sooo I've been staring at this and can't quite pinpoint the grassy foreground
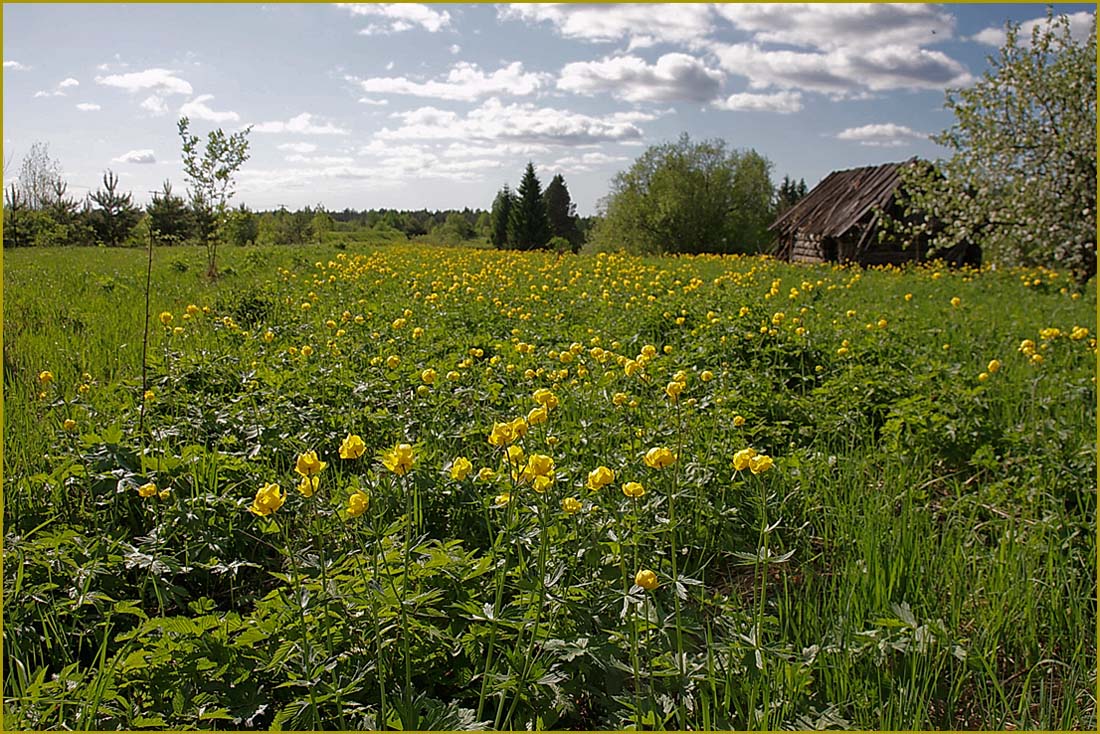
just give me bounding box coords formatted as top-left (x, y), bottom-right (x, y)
top-left (3, 242), bottom-right (1096, 730)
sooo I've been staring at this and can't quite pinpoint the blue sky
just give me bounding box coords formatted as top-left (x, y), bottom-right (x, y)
top-left (3, 3), bottom-right (1094, 215)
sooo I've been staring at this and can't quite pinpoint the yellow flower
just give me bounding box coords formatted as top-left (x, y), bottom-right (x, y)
top-left (347, 491), bottom-right (369, 518)
top-left (416, 385), bottom-right (430, 398)
top-left (494, 492), bottom-right (511, 506)
top-left (506, 444), bottom-right (526, 467)
top-left (478, 467), bottom-right (497, 482)
top-left (586, 465), bottom-right (615, 491)
top-left (447, 370), bottom-right (461, 381)
top-left (386, 355), bottom-right (401, 369)
top-left (38, 370), bottom-right (54, 385)
top-left (510, 416), bottom-right (529, 439)
top-left (612, 392), bottom-right (628, 407)
top-left (732, 447), bottom-right (758, 471)
top-left (527, 405), bottom-right (548, 425)
top-left (186, 304), bottom-right (201, 316)
top-left (533, 388), bottom-right (560, 410)
top-left (295, 450), bottom-right (327, 477)
top-left (300, 345), bottom-right (314, 357)
top-left (144, 390), bottom-right (156, 402)
top-left (159, 311), bottom-right (173, 326)
top-left (622, 481), bottom-right (645, 498)
top-left (624, 359), bottom-right (642, 377)
top-left (137, 481), bottom-right (157, 498)
top-left (634, 569), bottom-right (658, 591)
top-left (643, 447), bottom-right (676, 469)
top-left (532, 475), bottom-right (553, 493)
top-left (340, 434), bottom-right (367, 460)
top-left (158, 488), bottom-right (172, 501)
top-left (562, 497), bottom-right (582, 514)
top-left (904, 293), bottom-right (913, 301)
top-left (451, 457), bottom-right (473, 481)
top-left (665, 381), bottom-right (684, 401)
top-left (63, 419), bottom-right (77, 432)
top-left (950, 297), bottom-right (961, 307)
top-left (641, 344), bottom-right (657, 357)
top-left (382, 443), bottom-right (415, 476)
top-left (700, 370), bottom-right (714, 382)
top-left (521, 453), bottom-right (555, 484)
top-left (987, 359), bottom-right (1001, 374)
top-left (421, 368), bottom-right (437, 384)
top-left (298, 475), bottom-right (319, 497)
top-left (978, 372), bottom-right (989, 382)
top-left (249, 482), bottom-right (286, 516)
top-left (732, 415), bottom-right (746, 427)
top-left (748, 453), bottom-right (775, 474)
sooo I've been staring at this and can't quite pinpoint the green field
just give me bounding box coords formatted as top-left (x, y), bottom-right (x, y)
top-left (3, 243), bottom-right (1096, 730)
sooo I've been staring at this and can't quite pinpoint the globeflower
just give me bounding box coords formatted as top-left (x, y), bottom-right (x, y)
top-left (421, 368), bottom-right (437, 384)
top-left (249, 482), bottom-right (286, 516)
top-left (509, 416), bottom-right (529, 439)
top-left (562, 497), bottom-right (582, 514)
top-left (732, 447), bottom-right (758, 471)
top-left (748, 453), bottom-right (775, 474)
top-left (987, 359), bottom-right (1001, 374)
top-left (488, 421), bottom-right (515, 447)
top-left (137, 481), bottom-right (158, 499)
top-left (643, 447), bottom-right (676, 469)
top-left (634, 569), bottom-right (659, 591)
top-left (382, 443), bottom-right (415, 476)
top-left (346, 491), bottom-right (369, 518)
top-left (733, 415), bottom-right (746, 427)
top-left (38, 370), bottom-right (54, 385)
top-left (665, 381), bottom-right (684, 402)
top-left (494, 492), bottom-right (511, 506)
top-left (700, 370), bottom-right (714, 382)
top-left (521, 454), bottom-right (555, 483)
top-left (527, 405), bottom-right (548, 425)
top-left (477, 467), bottom-right (497, 482)
top-left (159, 311), bottom-right (173, 326)
top-left (298, 475), bottom-right (319, 497)
top-left (295, 451), bottom-right (327, 478)
top-left (622, 481), bottom-right (645, 498)
top-left (586, 465), bottom-right (615, 491)
top-left (451, 457), bottom-right (473, 481)
top-left (533, 388), bottom-right (560, 410)
top-left (339, 434), bottom-right (367, 460)
top-left (63, 419), bottom-right (77, 432)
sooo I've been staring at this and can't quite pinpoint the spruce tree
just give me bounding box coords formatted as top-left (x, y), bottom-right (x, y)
top-left (489, 184), bottom-right (515, 249)
top-left (542, 173), bottom-right (581, 252)
top-left (89, 170), bottom-right (141, 247)
top-left (146, 180), bottom-right (192, 243)
top-left (508, 162), bottom-right (550, 250)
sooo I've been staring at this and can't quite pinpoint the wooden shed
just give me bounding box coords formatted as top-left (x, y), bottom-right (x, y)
top-left (769, 159), bottom-right (975, 266)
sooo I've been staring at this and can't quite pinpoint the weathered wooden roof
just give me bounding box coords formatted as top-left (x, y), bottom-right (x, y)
top-left (770, 160), bottom-right (915, 239)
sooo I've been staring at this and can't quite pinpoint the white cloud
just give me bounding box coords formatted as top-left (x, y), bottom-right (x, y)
top-left (499, 3), bottom-right (714, 49)
top-left (714, 4), bottom-right (956, 51)
top-left (58, 77), bottom-right (79, 89)
top-left (358, 96), bottom-right (389, 106)
top-left (113, 149), bottom-right (157, 164)
top-left (439, 141), bottom-right (552, 159)
top-left (449, 44), bottom-right (462, 55)
top-left (76, 102), bottom-right (102, 112)
top-left (546, 151), bottom-right (630, 174)
top-left (971, 10), bottom-right (1095, 47)
top-left (34, 90), bottom-right (61, 98)
top-left (558, 53), bottom-right (723, 103)
top-left (252, 112), bottom-right (349, 135)
top-left (34, 77), bottom-right (82, 98)
top-left (95, 68), bottom-right (192, 95)
top-left (277, 142), bottom-right (318, 154)
top-left (836, 123), bottom-right (927, 147)
top-left (285, 154), bottom-right (355, 165)
top-left (140, 95), bottom-right (169, 115)
top-left (376, 97), bottom-right (653, 146)
top-left (179, 94), bottom-right (240, 123)
top-left (351, 61), bottom-right (549, 102)
top-left (4, 60), bottom-right (30, 70)
top-left (337, 3), bottom-right (451, 33)
top-left (710, 42), bottom-right (972, 98)
top-left (714, 90), bottom-right (804, 113)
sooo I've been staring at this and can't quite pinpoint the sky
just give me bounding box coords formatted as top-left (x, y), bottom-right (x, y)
top-left (2, 3), bottom-right (1094, 216)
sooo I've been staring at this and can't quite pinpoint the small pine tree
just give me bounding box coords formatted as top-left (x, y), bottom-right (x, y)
top-left (542, 174), bottom-right (581, 252)
top-left (509, 162), bottom-right (551, 250)
top-left (147, 180), bottom-right (192, 244)
top-left (89, 170), bottom-right (141, 247)
top-left (489, 184), bottom-right (515, 249)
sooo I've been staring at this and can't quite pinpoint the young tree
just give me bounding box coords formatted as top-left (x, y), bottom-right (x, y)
top-left (310, 205), bottom-right (334, 244)
top-left (225, 204), bottom-right (259, 246)
top-left (888, 10), bottom-right (1096, 281)
top-left (489, 185), bottom-right (516, 249)
top-left (146, 180), bottom-right (192, 244)
top-left (592, 134), bottom-right (775, 255)
top-left (542, 173), bottom-right (582, 252)
top-left (3, 184), bottom-right (29, 248)
top-left (178, 116), bottom-right (252, 277)
top-left (88, 170), bottom-right (141, 247)
top-left (508, 162), bottom-right (551, 250)
top-left (18, 141), bottom-right (64, 210)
